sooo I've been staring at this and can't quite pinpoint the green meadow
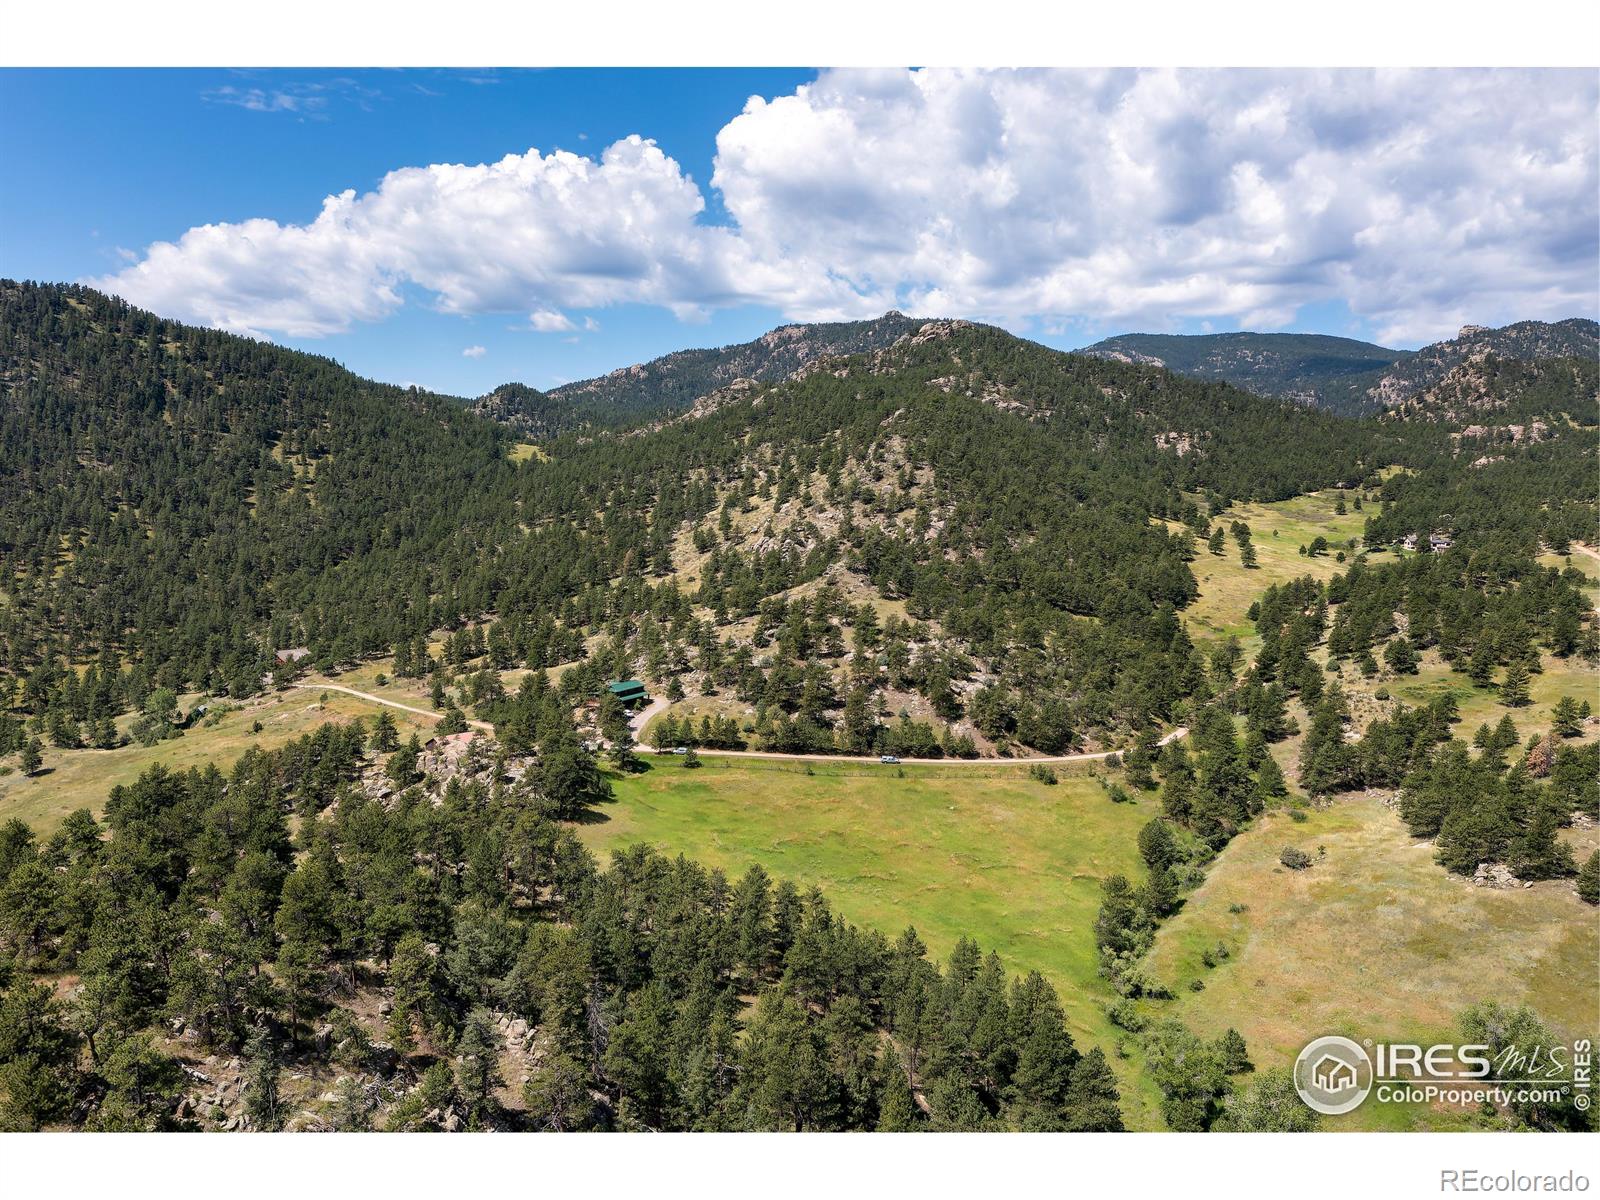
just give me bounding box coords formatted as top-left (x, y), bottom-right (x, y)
top-left (582, 756), bottom-right (1170, 1126)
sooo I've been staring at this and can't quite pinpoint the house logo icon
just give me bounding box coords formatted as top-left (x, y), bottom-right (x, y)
top-left (1312, 1054), bottom-right (1357, 1092)
top-left (1294, 1036), bottom-right (1374, 1115)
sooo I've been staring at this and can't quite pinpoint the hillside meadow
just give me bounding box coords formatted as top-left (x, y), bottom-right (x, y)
top-left (0, 681), bottom-right (434, 835)
top-left (1142, 794), bottom-right (1599, 1131)
top-left (581, 755), bottom-right (1171, 1127)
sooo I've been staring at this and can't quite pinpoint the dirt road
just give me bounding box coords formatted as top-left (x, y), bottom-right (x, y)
top-left (647, 726), bottom-right (1188, 767)
top-left (295, 681), bottom-right (1185, 766)
top-left (290, 682), bottom-right (495, 733)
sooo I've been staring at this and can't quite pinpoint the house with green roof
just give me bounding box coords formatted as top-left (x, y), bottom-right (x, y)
top-left (606, 679), bottom-right (649, 707)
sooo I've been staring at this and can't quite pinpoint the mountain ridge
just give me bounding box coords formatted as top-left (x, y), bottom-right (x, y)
top-left (1080, 318), bottom-right (1597, 415)
top-left (470, 310), bottom-right (925, 436)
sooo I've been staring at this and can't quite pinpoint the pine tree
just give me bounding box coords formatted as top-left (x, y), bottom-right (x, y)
top-left (873, 1046), bottom-right (921, 1131)
top-left (1213, 1027), bottom-right (1252, 1074)
top-left (242, 1024), bottom-right (282, 1131)
top-left (1499, 659), bottom-right (1531, 707)
top-left (1577, 851), bottom-right (1600, 905)
top-left (1060, 1046), bottom-right (1124, 1131)
top-left (523, 1049), bottom-right (595, 1131)
top-left (0, 979), bottom-right (81, 1129)
top-left (370, 710), bottom-right (399, 753)
top-left (1512, 803), bottom-right (1576, 880)
top-left (1551, 695), bottom-right (1582, 738)
top-left (455, 1008), bottom-right (504, 1129)
top-left (1136, 819), bottom-right (1179, 874)
top-left (1256, 754), bottom-right (1287, 800)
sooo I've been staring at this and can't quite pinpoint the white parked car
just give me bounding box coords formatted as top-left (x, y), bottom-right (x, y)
top-left (880, 754), bottom-right (899, 764)
top-left (674, 746), bottom-right (689, 755)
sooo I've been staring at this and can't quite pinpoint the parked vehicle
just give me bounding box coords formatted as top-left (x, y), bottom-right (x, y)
top-left (674, 746), bottom-right (689, 755)
top-left (880, 754), bottom-right (899, 764)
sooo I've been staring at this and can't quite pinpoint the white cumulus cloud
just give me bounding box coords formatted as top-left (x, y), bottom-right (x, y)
top-left (712, 68), bottom-right (1599, 339)
top-left (528, 309), bottom-right (575, 333)
top-left (92, 69), bottom-right (1598, 346)
top-left (461, 344), bottom-right (486, 358)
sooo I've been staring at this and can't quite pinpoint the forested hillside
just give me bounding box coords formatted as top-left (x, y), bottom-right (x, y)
top-left (473, 311), bottom-right (926, 436)
top-left (1082, 318), bottom-right (1598, 416)
top-left (1081, 330), bottom-right (1407, 412)
top-left (1, 281), bottom-right (1596, 1135)
top-left (1367, 319), bottom-right (1598, 409)
top-left (0, 282), bottom-right (1592, 766)
top-left (2, 283), bottom-right (1405, 762)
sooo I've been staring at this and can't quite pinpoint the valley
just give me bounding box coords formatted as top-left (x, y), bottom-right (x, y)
top-left (0, 283), bottom-right (1595, 1135)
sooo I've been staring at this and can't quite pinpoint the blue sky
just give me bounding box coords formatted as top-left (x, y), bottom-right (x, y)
top-left (3, 68), bottom-right (1595, 396)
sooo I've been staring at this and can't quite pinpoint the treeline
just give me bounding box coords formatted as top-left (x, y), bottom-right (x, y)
top-left (0, 718), bottom-right (1125, 1132)
top-left (1095, 703), bottom-right (1289, 998)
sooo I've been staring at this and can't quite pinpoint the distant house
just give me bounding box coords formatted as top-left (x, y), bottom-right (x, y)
top-left (1428, 532), bottom-right (1453, 553)
top-left (275, 647), bottom-right (310, 663)
top-left (606, 679), bottom-right (649, 707)
top-left (1400, 534), bottom-right (1419, 552)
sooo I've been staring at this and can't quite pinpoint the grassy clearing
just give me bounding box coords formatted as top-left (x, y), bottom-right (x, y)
top-left (508, 442), bottom-right (546, 464)
top-left (1170, 488), bottom-right (1369, 649)
top-left (583, 756), bottom-right (1167, 1126)
top-left (1383, 647), bottom-right (1598, 743)
top-left (1143, 796), bottom-right (1600, 1130)
top-left (0, 686), bottom-right (433, 836)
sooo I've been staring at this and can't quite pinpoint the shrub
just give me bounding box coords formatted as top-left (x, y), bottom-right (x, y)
top-left (1107, 1000), bottom-right (1145, 1032)
top-left (1279, 846), bottom-right (1312, 870)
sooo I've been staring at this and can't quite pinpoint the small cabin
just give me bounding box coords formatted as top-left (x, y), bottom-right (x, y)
top-left (606, 679), bottom-right (649, 707)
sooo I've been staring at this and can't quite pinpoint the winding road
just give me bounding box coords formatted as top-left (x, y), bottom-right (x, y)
top-left (297, 680), bottom-right (1187, 767)
top-left (642, 726), bottom-right (1188, 767)
top-left (290, 683), bottom-right (495, 733)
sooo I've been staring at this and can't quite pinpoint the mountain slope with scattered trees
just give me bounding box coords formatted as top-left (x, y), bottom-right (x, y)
top-left (472, 311), bottom-right (926, 436)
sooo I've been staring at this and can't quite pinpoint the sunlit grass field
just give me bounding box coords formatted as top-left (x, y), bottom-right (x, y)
top-left (1143, 795), bottom-right (1600, 1131)
top-left (583, 755), bottom-right (1170, 1126)
top-left (1169, 487), bottom-right (1370, 649)
top-left (0, 683), bottom-right (434, 835)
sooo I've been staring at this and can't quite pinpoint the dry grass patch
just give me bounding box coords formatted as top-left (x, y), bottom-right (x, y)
top-left (1144, 795), bottom-right (1599, 1129)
